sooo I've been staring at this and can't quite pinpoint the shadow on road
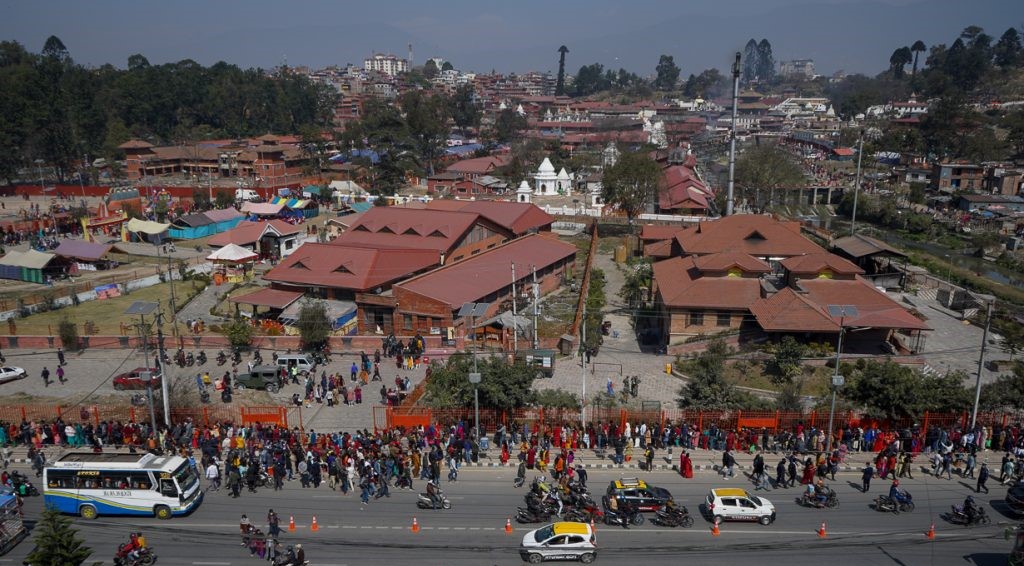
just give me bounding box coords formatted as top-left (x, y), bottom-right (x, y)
top-left (962, 552), bottom-right (1011, 565)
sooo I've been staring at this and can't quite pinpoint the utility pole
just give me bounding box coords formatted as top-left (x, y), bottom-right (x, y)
top-left (154, 310), bottom-right (172, 428)
top-left (850, 131), bottom-right (865, 237)
top-left (970, 298), bottom-right (995, 430)
top-left (532, 265), bottom-right (539, 349)
top-left (726, 52), bottom-right (741, 216)
top-left (136, 315), bottom-right (158, 431)
top-left (581, 301), bottom-right (587, 424)
top-left (511, 262), bottom-right (518, 354)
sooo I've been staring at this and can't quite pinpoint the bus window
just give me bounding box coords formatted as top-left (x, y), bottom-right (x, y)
top-left (47, 470), bottom-right (75, 489)
top-left (160, 479), bottom-right (177, 498)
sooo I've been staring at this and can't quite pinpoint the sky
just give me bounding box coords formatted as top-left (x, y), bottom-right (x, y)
top-left (1, 0), bottom-right (1021, 77)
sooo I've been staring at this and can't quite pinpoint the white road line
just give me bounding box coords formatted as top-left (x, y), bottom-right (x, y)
top-left (453, 527), bottom-right (466, 530)
top-left (193, 562), bottom-right (231, 565)
top-left (436, 526), bottom-right (450, 530)
top-left (341, 525), bottom-right (357, 529)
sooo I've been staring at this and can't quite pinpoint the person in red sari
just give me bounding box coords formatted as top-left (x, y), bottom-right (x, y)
top-left (500, 443), bottom-right (510, 465)
top-left (679, 452), bottom-right (694, 478)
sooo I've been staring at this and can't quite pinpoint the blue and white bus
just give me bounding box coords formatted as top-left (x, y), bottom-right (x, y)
top-left (43, 452), bottom-right (202, 520)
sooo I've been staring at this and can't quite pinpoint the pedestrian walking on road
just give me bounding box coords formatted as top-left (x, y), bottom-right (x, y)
top-left (775, 459), bottom-right (786, 488)
top-left (41, 367), bottom-right (50, 387)
top-left (861, 462), bottom-right (874, 493)
top-left (722, 451), bottom-right (735, 479)
top-left (56, 366), bottom-right (65, 384)
top-left (57, 347), bottom-right (65, 366)
top-left (267, 509), bottom-right (281, 539)
top-left (964, 452), bottom-right (977, 479)
top-left (205, 460), bottom-right (220, 491)
top-left (978, 462), bottom-right (990, 494)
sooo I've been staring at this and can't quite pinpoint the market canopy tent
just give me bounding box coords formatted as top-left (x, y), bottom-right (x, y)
top-left (206, 243), bottom-right (258, 263)
top-left (53, 240), bottom-right (127, 262)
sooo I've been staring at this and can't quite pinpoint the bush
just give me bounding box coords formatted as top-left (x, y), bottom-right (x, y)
top-left (221, 319), bottom-right (254, 349)
top-left (58, 316), bottom-right (79, 351)
top-left (532, 388), bottom-right (581, 409)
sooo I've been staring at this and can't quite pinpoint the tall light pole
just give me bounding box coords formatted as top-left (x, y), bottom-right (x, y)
top-left (849, 131), bottom-right (865, 236)
top-left (726, 52), bottom-right (741, 217)
top-left (970, 296), bottom-right (995, 430)
top-left (126, 301), bottom-right (161, 430)
top-left (459, 302), bottom-right (491, 443)
top-left (826, 305), bottom-right (858, 454)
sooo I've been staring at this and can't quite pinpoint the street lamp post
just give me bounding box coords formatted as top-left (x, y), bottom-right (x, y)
top-left (459, 302), bottom-right (491, 443)
top-left (970, 297), bottom-right (995, 430)
top-left (126, 301), bottom-right (162, 430)
top-left (826, 305), bottom-right (858, 454)
top-left (849, 131), bottom-right (865, 237)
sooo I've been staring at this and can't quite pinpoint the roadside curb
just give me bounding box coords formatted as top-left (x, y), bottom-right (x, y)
top-left (465, 461), bottom-right (860, 473)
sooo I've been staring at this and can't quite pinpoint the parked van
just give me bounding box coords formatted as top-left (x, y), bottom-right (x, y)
top-left (235, 188), bottom-right (259, 202)
top-left (235, 365), bottom-right (283, 393)
top-left (276, 354), bottom-right (315, 375)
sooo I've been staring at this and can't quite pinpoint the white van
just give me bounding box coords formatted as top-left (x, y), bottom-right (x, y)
top-left (235, 188), bottom-right (259, 202)
top-left (276, 354), bottom-right (315, 374)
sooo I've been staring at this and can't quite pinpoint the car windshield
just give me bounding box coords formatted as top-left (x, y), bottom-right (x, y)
top-left (533, 525), bottom-right (555, 543)
top-left (173, 461), bottom-right (199, 493)
top-left (748, 495), bottom-right (763, 506)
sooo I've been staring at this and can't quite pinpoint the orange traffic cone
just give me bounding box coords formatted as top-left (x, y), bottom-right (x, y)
top-left (926, 523), bottom-right (935, 539)
top-left (711, 518), bottom-right (720, 536)
top-left (817, 521), bottom-right (827, 538)
top-left (288, 515), bottom-right (296, 532)
top-left (505, 518), bottom-right (513, 534)
top-left (311, 516), bottom-right (319, 532)
top-left (411, 517), bottom-right (420, 533)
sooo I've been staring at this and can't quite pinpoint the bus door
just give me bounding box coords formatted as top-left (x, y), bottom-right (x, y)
top-left (159, 477), bottom-right (178, 500)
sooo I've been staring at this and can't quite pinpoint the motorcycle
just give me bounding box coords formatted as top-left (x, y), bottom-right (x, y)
top-left (185, 352), bottom-right (195, 367)
top-left (199, 389), bottom-right (210, 404)
top-left (216, 351), bottom-right (227, 366)
top-left (873, 493), bottom-right (915, 514)
top-left (651, 505), bottom-right (694, 528)
top-left (9, 471), bottom-right (39, 496)
top-left (175, 350), bottom-right (186, 368)
top-left (796, 488), bottom-right (839, 509)
top-left (416, 492), bottom-right (452, 510)
top-left (196, 351), bottom-right (207, 365)
top-left (232, 349), bottom-right (242, 365)
top-left (602, 497), bottom-right (644, 527)
top-left (113, 547), bottom-right (156, 566)
top-left (516, 506), bottom-right (554, 524)
top-left (945, 503), bottom-right (991, 526)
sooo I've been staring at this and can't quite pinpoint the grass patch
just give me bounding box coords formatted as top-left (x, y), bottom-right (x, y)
top-left (10, 281), bottom-right (204, 336)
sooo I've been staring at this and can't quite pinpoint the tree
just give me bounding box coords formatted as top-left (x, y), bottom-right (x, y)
top-left (979, 363), bottom-right (1024, 410)
top-left (756, 39), bottom-right (775, 83)
top-left (734, 144), bottom-right (804, 209)
top-left (742, 39), bottom-right (759, 83)
top-left (889, 46), bottom-right (913, 78)
top-left (843, 360), bottom-right (970, 420)
top-left (448, 84), bottom-right (480, 135)
top-left (423, 59), bottom-right (439, 80)
top-left (600, 150), bottom-right (661, 226)
top-left (127, 53), bottom-right (150, 71)
top-left (41, 35), bottom-right (69, 61)
top-left (573, 63), bottom-right (610, 96)
top-left (220, 319), bottom-right (254, 349)
top-left (910, 40), bottom-right (927, 77)
top-left (994, 27), bottom-right (1023, 68)
top-left (676, 338), bottom-right (742, 409)
top-left (654, 54), bottom-right (681, 91)
top-left (994, 317), bottom-right (1024, 361)
top-left (441, 61), bottom-right (453, 72)
top-left (58, 316), bottom-right (80, 351)
top-left (214, 189), bottom-right (234, 209)
top-left (556, 45), bottom-right (569, 96)
top-left (492, 109), bottom-right (528, 144)
top-left (768, 336), bottom-right (805, 384)
top-left (684, 68), bottom-right (726, 98)
top-left (532, 388), bottom-right (581, 409)
top-left (401, 90), bottom-right (450, 176)
top-left (191, 186), bottom-right (211, 211)
top-left (425, 355), bottom-right (537, 410)
top-left (296, 299), bottom-right (330, 349)
top-left (25, 506), bottom-right (96, 566)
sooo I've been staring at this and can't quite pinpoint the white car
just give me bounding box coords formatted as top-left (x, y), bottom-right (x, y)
top-left (0, 367), bottom-right (27, 385)
top-left (705, 488), bottom-right (776, 525)
top-left (520, 522), bottom-right (596, 564)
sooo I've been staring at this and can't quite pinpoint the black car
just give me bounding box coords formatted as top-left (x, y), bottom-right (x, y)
top-left (1006, 484), bottom-right (1024, 515)
top-left (606, 478), bottom-right (673, 512)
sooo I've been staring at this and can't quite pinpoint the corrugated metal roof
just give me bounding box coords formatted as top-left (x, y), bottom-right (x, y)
top-left (229, 288), bottom-right (303, 309)
top-left (831, 234), bottom-right (907, 259)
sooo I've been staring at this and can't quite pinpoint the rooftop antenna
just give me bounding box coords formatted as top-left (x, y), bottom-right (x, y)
top-left (408, 43), bottom-right (413, 66)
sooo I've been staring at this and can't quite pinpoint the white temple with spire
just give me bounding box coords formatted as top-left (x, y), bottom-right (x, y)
top-left (516, 180), bottom-right (532, 203)
top-left (533, 157), bottom-right (558, 196)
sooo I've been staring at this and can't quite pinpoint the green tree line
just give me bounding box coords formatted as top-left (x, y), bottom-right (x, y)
top-left (0, 36), bottom-right (338, 184)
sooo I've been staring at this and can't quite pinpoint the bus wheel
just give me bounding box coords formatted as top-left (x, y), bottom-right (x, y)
top-left (79, 504), bottom-right (98, 520)
top-left (154, 505), bottom-right (172, 520)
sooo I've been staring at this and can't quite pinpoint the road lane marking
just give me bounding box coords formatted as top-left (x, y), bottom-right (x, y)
top-left (193, 562), bottom-right (231, 565)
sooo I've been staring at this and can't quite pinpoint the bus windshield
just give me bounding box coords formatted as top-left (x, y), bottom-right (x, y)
top-left (173, 462), bottom-right (199, 493)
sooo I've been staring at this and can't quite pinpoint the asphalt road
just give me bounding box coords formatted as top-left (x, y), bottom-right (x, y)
top-left (3, 464), bottom-right (1020, 566)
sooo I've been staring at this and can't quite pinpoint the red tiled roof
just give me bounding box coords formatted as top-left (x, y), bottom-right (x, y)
top-left (693, 251), bottom-right (771, 273)
top-left (208, 220), bottom-right (302, 247)
top-left (395, 234), bottom-right (576, 309)
top-left (331, 207), bottom-right (484, 253)
top-left (797, 277), bottom-right (930, 330)
top-left (264, 243), bottom-right (439, 292)
top-left (453, 201), bottom-right (553, 235)
top-left (445, 154), bottom-right (512, 175)
top-left (674, 215), bottom-right (824, 258)
top-left (781, 253), bottom-right (864, 275)
top-left (833, 147), bottom-right (856, 156)
top-left (639, 225), bottom-right (680, 242)
top-left (750, 288), bottom-right (839, 332)
top-left (229, 288), bottom-right (304, 310)
top-left (644, 239), bottom-right (673, 258)
top-left (659, 163), bottom-right (711, 211)
top-left (118, 139), bottom-right (154, 150)
top-left (652, 256), bottom-right (762, 310)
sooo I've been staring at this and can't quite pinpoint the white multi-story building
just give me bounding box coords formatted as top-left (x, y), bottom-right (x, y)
top-left (363, 54), bottom-right (409, 76)
top-left (779, 59), bottom-right (816, 78)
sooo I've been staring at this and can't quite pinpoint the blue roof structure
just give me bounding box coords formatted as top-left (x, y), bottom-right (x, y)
top-left (330, 149), bottom-right (381, 164)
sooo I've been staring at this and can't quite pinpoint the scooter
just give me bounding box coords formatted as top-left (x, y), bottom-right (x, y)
top-left (9, 471), bottom-right (39, 496)
top-left (945, 504), bottom-right (990, 526)
top-left (199, 389), bottom-right (210, 404)
top-left (602, 497), bottom-right (643, 527)
top-left (216, 351), bottom-right (227, 366)
top-left (651, 505), bottom-right (694, 528)
top-left (196, 351), bottom-right (207, 365)
top-left (185, 352), bottom-right (195, 367)
top-left (416, 492), bottom-right (452, 510)
top-left (796, 488), bottom-right (839, 509)
top-left (113, 546), bottom-right (156, 566)
top-left (516, 506), bottom-right (554, 523)
top-left (873, 493), bottom-right (915, 513)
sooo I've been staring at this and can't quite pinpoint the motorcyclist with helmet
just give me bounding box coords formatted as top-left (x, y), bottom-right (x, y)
top-left (814, 479), bottom-right (830, 506)
top-left (889, 479), bottom-right (910, 505)
top-left (962, 495), bottom-right (979, 524)
top-left (114, 532), bottom-right (148, 565)
top-left (426, 479), bottom-right (442, 509)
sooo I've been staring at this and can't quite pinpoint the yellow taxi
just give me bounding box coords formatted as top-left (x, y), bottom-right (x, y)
top-left (520, 521), bottom-right (597, 564)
